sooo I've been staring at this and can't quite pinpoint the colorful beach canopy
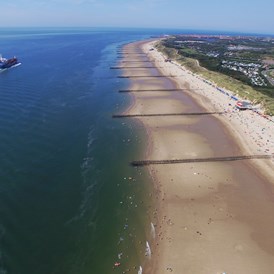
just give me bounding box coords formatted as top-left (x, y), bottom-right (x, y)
top-left (236, 101), bottom-right (251, 110)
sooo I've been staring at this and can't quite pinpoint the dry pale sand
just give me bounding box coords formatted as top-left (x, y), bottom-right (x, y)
top-left (120, 40), bottom-right (274, 274)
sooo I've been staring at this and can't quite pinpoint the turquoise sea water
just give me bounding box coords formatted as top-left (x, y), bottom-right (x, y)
top-left (0, 28), bottom-right (164, 274)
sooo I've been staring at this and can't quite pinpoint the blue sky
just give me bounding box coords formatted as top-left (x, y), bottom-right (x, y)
top-left (1, 0), bottom-right (274, 34)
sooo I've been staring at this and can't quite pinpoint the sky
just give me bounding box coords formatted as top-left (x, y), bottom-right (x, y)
top-left (1, 0), bottom-right (274, 35)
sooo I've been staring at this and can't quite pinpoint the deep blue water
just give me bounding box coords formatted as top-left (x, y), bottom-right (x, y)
top-left (2, 26), bottom-right (271, 274)
top-left (0, 28), bottom-right (161, 274)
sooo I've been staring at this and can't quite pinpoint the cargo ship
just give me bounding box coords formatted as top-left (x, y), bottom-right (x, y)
top-left (0, 55), bottom-right (21, 70)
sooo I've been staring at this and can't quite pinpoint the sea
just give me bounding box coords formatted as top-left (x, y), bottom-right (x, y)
top-left (1, 27), bottom-right (269, 274)
top-left (0, 27), bottom-right (168, 274)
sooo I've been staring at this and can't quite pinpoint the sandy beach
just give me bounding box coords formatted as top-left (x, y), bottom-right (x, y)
top-left (120, 40), bottom-right (274, 274)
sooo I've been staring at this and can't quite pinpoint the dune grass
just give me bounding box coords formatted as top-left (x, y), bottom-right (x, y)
top-left (156, 42), bottom-right (274, 115)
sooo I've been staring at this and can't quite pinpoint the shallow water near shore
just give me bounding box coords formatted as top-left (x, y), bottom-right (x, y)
top-left (0, 28), bottom-right (163, 274)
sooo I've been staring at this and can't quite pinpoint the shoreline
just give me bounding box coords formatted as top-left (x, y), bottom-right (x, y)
top-left (121, 39), bottom-right (274, 273)
top-left (145, 42), bottom-right (274, 179)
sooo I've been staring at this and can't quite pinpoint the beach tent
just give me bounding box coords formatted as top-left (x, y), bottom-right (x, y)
top-left (235, 101), bottom-right (251, 110)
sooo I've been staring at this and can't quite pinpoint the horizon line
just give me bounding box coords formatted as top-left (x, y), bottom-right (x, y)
top-left (0, 26), bottom-right (273, 37)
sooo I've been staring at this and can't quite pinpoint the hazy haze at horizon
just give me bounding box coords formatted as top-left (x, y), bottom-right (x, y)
top-left (1, 0), bottom-right (274, 35)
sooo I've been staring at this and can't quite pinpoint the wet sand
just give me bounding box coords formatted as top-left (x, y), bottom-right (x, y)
top-left (120, 40), bottom-right (274, 273)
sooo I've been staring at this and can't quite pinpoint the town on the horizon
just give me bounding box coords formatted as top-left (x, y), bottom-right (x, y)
top-left (161, 34), bottom-right (274, 93)
top-left (155, 34), bottom-right (274, 115)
